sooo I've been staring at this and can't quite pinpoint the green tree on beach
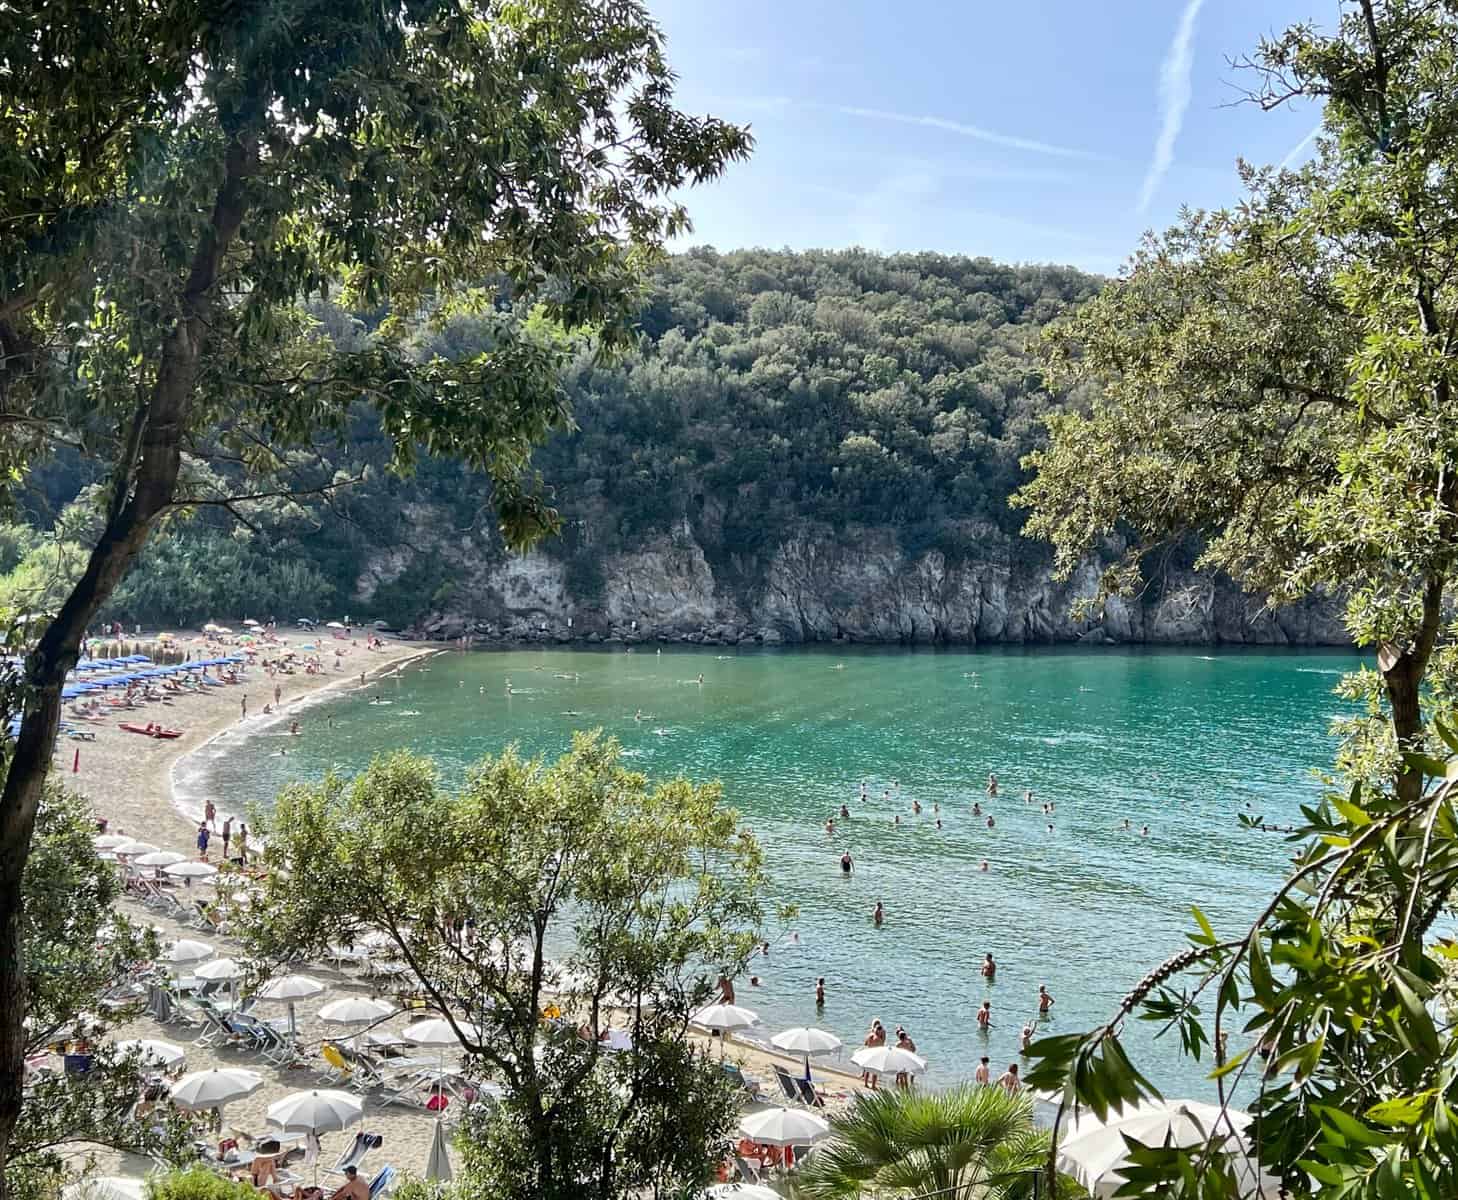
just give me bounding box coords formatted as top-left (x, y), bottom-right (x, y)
top-left (0, 1), bottom-right (748, 1189)
top-left (1016, 1), bottom-right (1458, 1195)
top-left (238, 732), bottom-right (765, 1200)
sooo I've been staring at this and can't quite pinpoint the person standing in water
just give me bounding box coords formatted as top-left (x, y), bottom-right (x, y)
top-left (872, 900), bottom-right (884, 927)
top-left (975, 1056), bottom-right (991, 1085)
top-left (977, 1000), bottom-right (992, 1029)
top-left (986, 773), bottom-right (998, 797)
top-left (840, 849), bottom-right (854, 875)
top-left (815, 977), bottom-right (826, 1008)
top-left (1038, 985), bottom-right (1055, 1015)
top-left (981, 953), bottom-right (996, 981)
top-left (998, 1063), bottom-right (1022, 1093)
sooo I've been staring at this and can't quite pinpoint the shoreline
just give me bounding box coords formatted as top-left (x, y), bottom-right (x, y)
top-left (166, 642), bottom-right (443, 835)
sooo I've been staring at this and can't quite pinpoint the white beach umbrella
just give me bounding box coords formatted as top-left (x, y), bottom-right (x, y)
top-left (257, 974), bottom-right (326, 1037)
top-left (267, 1088), bottom-right (363, 1134)
top-left (62, 1177), bottom-right (147, 1200)
top-left (133, 850), bottom-right (186, 869)
top-left (243, 619), bottom-right (260, 627)
top-left (93, 834), bottom-right (131, 851)
top-left (170, 1067), bottom-right (264, 1111)
top-left (164, 860), bottom-right (218, 880)
top-left (326, 621), bottom-right (345, 629)
top-left (426, 1118), bottom-right (453, 1181)
top-left (194, 957), bottom-right (244, 981)
top-left (164, 939), bottom-right (215, 968)
top-left (403, 1017), bottom-right (482, 1047)
top-left (850, 1045), bottom-right (928, 1076)
top-left (707, 1186), bottom-right (782, 1200)
top-left (112, 840), bottom-right (158, 857)
top-left (113, 1038), bottom-right (186, 1068)
top-left (772, 1025), bottom-right (843, 1078)
top-left (1057, 1100), bottom-right (1281, 1198)
top-left (690, 1003), bottom-right (759, 1033)
top-left (738, 1106), bottom-right (831, 1147)
top-left (319, 997), bottom-right (395, 1026)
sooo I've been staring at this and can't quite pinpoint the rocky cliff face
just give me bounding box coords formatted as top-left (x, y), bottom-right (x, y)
top-left (373, 520), bottom-right (1350, 647)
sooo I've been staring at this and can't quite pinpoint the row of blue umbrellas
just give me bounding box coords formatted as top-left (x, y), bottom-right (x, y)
top-left (61, 656), bottom-right (244, 699)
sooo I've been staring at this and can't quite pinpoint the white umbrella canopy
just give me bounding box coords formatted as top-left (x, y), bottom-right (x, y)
top-left (62, 1177), bottom-right (147, 1200)
top-left (112, 1038), bottom-right (186, 1068)
top-left (170, 1067), bottom-right (264, 1110)
top-left (770, 1027), bottom-right (843, 1056)
top-left (133, 850), bottom-right (187, 869)
top-left (257, 974), bottom-right (326, 1037)
top-left (243, 619), bottom-right (260, 627)
top-left (93, 834), bottom-right (131, 851)
top-left (707, 1186), bottom-right (782, 1200)
top-left (690, 1003), bottom-right (760, 1032)
top-left (164, 860), bottom-right (218, 880)
top-left (164, 939), bottom-right (215, 967)
top-left (426, 1117), bottom-right (454, 1181)
top-left (194, 957), bottom-right (244, 981)
top-left (1057, 1100), bottom-right (1281, 1199)
top-left (738, 1106), bottom-right (831, 1147)
top-left (850, 1045), bottom-right (927, 1076)
top-left (403, 1017), bottom-right (483, 1047)
top-left (267, 1088), bottom-right (363, 1134)
top-left (319, 997), bottom-right (395, 1026)
top-left (112, 840), bottom-right (158, 857)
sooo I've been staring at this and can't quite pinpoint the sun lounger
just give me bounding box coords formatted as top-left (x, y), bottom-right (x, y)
top-left (734, 1156), bottom-right (762, 1184)
top-left (367, 1164), bottom-right (396, 1198)
top-left (322, 1131), bottom-right (382, 1179)
top-left (772, 1065), bottom-right (802, 1104)
top-left (721, 1061), bottom-right (766, 1102)
top-left (795, 1077), bottom-right (827, 1108)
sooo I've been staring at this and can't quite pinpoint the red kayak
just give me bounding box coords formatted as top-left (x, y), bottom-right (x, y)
top-left (119, 722), bottom-right (183, 739)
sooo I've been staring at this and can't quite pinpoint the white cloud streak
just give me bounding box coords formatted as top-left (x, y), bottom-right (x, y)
top-left (1279, 119), bottom-right (1323, 169)
top-left (1137, 0), bottom-right (1206, 215)
top-left (834, 105), bottom-right (1104, 161)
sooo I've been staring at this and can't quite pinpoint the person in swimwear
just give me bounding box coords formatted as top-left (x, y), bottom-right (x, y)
top-left (981, 953), bottom-right (996, 981)
top-left (975, 1056), bottom-right (991, 1085)
top-left (986, 773), bottom-right (999, 797)
top-left (977, 1000), bottom-right (992, 1029)
top-left (872, 900), bottom-right (884, 927)
top-left (840, 849), bottom-right (854, 875)
top-left (840, 804), bottom-right (851, 819)
top-left (826, 817), bottom-right (836, 835)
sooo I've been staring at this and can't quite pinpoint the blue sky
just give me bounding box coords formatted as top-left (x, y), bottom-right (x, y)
top-left (652, 0), bottom-right (1335, 273)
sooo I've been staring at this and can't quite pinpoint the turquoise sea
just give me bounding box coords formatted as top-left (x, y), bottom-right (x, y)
top-left (185, 645), bottom-right (1362, 1098)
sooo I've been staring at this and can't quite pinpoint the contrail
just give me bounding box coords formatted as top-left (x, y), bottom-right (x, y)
top-left (836, 105), bottom-right (1103, 161)
top-left (1137, 0), bottom-right (1206, 215)
top-left (1279, 119), bottom-right (1323, 169)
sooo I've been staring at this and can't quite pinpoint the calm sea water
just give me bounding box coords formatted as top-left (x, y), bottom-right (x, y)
top-left (187, 645), bottom-right (1361, 1098)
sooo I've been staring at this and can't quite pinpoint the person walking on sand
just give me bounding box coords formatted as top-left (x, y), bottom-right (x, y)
top-left (273, 683), bottom-right (281, 707)
top-left (975, 1056), bottom-right (991, 1085)
top-left (235, 824), bottom-right (248, 865)
top-left (204, 798), bottom-right (216, 832)
top-left (872, 900), bottom-right (884, 927)
top-left (240, 695), bottom-right (248, 720)
top-left (196, 822), bottom-right (210, 861)
top-left (221, 818), bottom-right (232, 859)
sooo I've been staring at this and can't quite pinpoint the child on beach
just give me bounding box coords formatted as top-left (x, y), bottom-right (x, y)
top-left (196, 822), bottom-right (210, 861)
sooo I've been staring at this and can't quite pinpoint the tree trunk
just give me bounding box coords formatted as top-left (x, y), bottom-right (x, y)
top-left (0, 131), bottom-right (254, 1194)
top-left (1381, 573), bottom-right (1445, 807)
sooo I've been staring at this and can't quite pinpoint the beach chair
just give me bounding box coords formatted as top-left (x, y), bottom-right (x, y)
top-left (734, 1156), bottom-right (762, 1184)
top-left (322, 1131), bottom-right (381, 1179)
top-left (721, 1061), bottom-right (766, 1103)
top-left (795, 1077), bottom-right (827, 1108)
top-left (367, 1164), bottom-right (396, 1198)
top-left (320, 1042), bottom-right (352, 1086)
top-left (192, 1000), bottom-right (244, 1049)
top-left (771, 1065), bottom-right (803, 1105)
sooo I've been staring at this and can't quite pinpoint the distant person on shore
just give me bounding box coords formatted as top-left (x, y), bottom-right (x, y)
top-left (894, 1026), bottom-right (917, 1088)
top-left (221, 818), bottom-right (232, 858)
top-left (196, 822), bottom-right (210, 861)
top-left (998, 1063), bottom-right (1021, 1093)
top-left (872, 900), bottom-right (884, 927)
top-left (717, 974), bottom-right (735, 1005)
top-left (977, 1000), bottom-right (991, 1029)
top-left (816, 977), bottom-right (826, 1008)
top-left (1038, 985), bottom-right (1054, 1014)
top-left (204, 799), bottom-right (216, 832)
top-left (981, 953), bottom-right (996, 981)
top-left (986, 773), bottom-right (998, 797)
top-left (235, 824), bottom-right (249, 864)
top-left (273, 683), bottom-right (281, 707)
top-left (840, 850), bottom-right (854, 875)
top-left (975, 1056), bottom-right (991, 1085)
top-left (240, 696), bottom-right (248, 720)
top-left (861, 1020), bottom-right (887, 1087)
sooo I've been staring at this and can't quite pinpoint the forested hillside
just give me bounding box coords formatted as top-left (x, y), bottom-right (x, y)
top-left (1, 248), bottom-right (1344, 643)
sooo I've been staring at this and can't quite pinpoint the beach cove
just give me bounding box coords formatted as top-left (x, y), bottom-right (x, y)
top-left (192, 643), bottom-right (1362, 1101)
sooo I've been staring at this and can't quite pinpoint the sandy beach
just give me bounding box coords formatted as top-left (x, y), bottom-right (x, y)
top-left (58, 629), bottom-right (866, 1185)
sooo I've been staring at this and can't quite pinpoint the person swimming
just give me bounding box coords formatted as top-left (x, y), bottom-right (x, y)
top-left (912, 800), bottom-right (922, 815)
top-left (935, 818), bottom-right (942, 830)
top-left (893, 813), bottom-right (901, 826)
top-left (985, 816), bottom-right (995, 828)
top-left (980, 859), bottom-right (989, 872)
top-left (973, 802), bottom-right (982, 816)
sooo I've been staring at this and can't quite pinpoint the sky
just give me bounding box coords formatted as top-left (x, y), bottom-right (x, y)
top-left (651, 0), bottom-right (1337, 273)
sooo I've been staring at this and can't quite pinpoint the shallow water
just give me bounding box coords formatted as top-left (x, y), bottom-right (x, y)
top-left (191, 644), bottom-right (1362, 1097)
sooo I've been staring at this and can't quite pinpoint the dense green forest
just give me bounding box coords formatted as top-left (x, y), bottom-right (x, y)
top-left (5, 249), bottom-right (1100, 628)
